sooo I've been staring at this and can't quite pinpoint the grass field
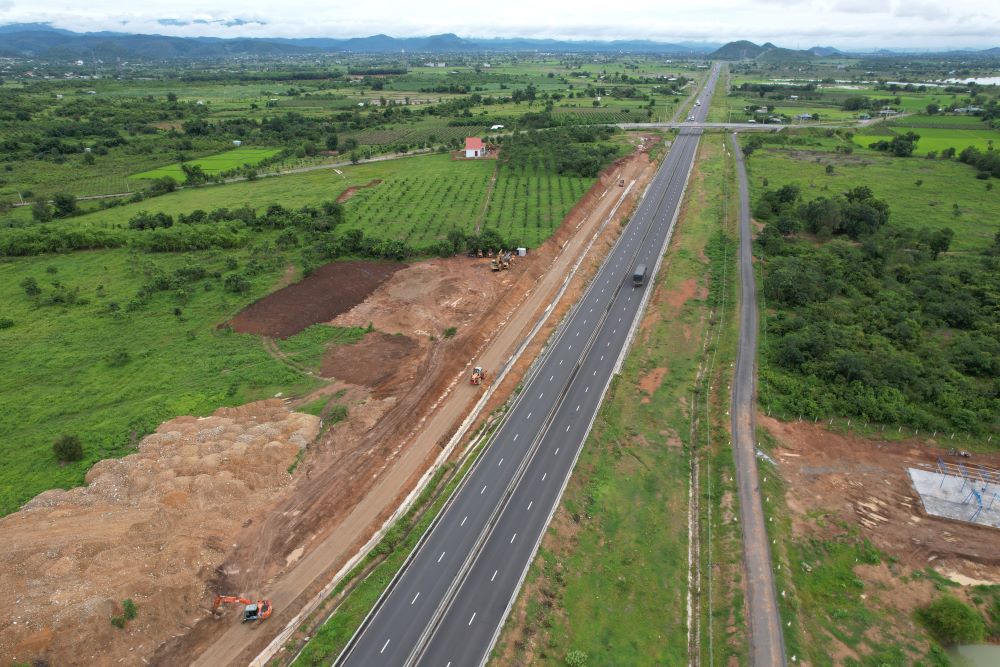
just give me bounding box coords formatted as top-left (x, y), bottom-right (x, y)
top-left (489, 137), bottom-right (742, 666)
top-left (746, 142), bottom-right (1000, 252)
top-left (852, 127), bottom-right (1000, 154)
top-left (131, 147), bottom-right (282, 180)
top-left (0, 246), bottom-right (354, 516)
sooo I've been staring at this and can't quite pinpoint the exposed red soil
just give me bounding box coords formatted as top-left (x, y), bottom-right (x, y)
top-left (228, 260), bottom-right (404, 338)
top-left (335, 178), bottom-right (382, 203)
top-left (762, 414), bottom-right (1000, 573)
top-left (321, 332), bottom-right (420, 396)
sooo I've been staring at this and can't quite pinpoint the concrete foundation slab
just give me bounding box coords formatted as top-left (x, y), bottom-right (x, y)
top-left (908, 467), bottom-right (1000, 530)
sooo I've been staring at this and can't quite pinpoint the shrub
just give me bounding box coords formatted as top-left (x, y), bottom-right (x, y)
top-left (565, 649), bottom-right (589, 666)
top-left (917, 595), bottom-right (986, 645)
top-left (107, 349), bottom-right (131, 367)
top-left (0, 317), bottom-right (13, 329)
top-left (224, 273), bottom-right (251, 294)
top-left (110, 615), bottom-right (125, 629)
top-left (443, 326), bottom-right (457, 338)
top-left (122, 599), bottom-right (138, 620)
top-left (53, 434), bottom-right (83, 462)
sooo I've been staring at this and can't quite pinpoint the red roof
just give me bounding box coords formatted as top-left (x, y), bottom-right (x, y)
top-left (465, 137), bottom-right (484, 151)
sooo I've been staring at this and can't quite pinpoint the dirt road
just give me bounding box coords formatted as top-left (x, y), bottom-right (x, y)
top-left (163, 138), bottom-right (662, 667)
top-left (730, 133), bottom-right (787, 667)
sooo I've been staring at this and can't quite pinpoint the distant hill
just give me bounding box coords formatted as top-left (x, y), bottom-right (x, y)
top-left (709, 40), bottom-right (767, 60)
top-left (808, 45), bottom-right (844, 57)
top-left (0, 25), bottom-right (717, 59)
top-left (710, 40), bottom-right (817, 62)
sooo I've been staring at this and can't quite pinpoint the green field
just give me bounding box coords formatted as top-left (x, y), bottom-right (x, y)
top-left (131, 147), bottom-right (282, 180)
top-left (747, 141), bottom-right (999, 252)
top-left (853, 128), bottom-right (1000, 154)
top-left (0, 247), bottom-right (366, 515)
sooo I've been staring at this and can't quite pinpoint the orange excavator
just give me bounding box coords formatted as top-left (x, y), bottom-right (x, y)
top-left (471, 366), bottom-right (487, 385)
top-left (212, 595), bottom-right (273, 623)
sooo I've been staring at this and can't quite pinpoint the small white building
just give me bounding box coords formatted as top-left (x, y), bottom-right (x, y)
top-left (232, 140), bottom-right (242, 147)
top-left (465, 137), bottom-right (485, 158)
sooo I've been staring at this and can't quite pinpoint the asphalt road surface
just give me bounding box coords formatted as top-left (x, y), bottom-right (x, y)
top-left (336, 66), bottom-right (721, 667)
top-left (730, 133), bottom-right (787, 667)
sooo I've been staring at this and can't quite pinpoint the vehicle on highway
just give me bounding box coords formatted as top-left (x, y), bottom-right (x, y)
top-left (632, 263), bottom-right (647, 287)
top-left (687, 115), bottom-right (696, 121)
top-left (695, 99), bottom-right (701, 106)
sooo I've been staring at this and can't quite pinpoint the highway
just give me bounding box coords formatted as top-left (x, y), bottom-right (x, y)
top-left (730, 133), bottom-right (786, 667)
top-left (336, 65), bottom-right (721, 667)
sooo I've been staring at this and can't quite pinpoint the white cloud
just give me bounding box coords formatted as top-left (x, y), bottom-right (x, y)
top-left (0, 0), bottom-right (997, 49)
top-left (831, 0), bottom-right (890, 14)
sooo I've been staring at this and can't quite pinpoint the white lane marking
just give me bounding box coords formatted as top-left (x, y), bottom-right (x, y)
top-left (411, 592), bottom-right (420, 605)
top-left (469, 612), bottom-right (477, 626)
top-left (613, 329), bottom-right (617, 334)
top-left (576, 331), bottom-right (580, 337)
top-left (491, 570), bottom-right (498, 582)
top-left (555, 447), bottom-right (560, 455)
top-left (565, 424), bottom-right (571, 432)
top-left (513, 433), bottom-right (519, 441)
top-left (539, 392), bottom-right (544, 399)
top-left (481, 485), bottom-right (487, 495)
top-left (510, 533), bottom-right (517, 544)
top-left (593, 370), bottom-right (598, 376)
top-left (585, 386), bottom-right (590, 393)
top-left (438, 551), bottom-right (446, 562)
top-left (527, 500), bottom-right (533, 511)
top-left (380, 639), bottom-right (391, 654)
top-left (549, 375), bottom-right (554, 381)
top-left (542, 472), bottom-right (547, 481)
top-left (600, 355), bottom-right (604, 361)
top-left (576, 404), bottom-right (580, 412)
top-left (559, 359), bottom-right (563, 365)
top-left (461, 515), bottom-right (468, 526)
top-left (498, 458), bottom-right (503, 467)
top-left (527, 412), bottom-right (532, 419)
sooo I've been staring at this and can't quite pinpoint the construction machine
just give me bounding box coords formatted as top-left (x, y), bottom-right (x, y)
top-left (212, 595), bottom-right (273, 623)
top-left (490, 257), bottom-right (500, 271)
top-left (618, 178), bottom-right (625, 187)
top-left (471, 366), bottom-right (487, 385)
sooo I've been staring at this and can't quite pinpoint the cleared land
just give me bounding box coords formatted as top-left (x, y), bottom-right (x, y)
top-left (758, 416), bottom-right (1000, 666)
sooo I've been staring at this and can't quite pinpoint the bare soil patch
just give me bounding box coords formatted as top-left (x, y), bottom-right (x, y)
top-left (335, 178), bottom-right (382, 203)
top-left (0, 401), bottom-right (319, 667)
top-left (228, 260), bottom-right (404, 338)
top-left (762, 415), bottom-right (1000, 619)
top-left (638, 366), bottom-right (668, 403)
top-left (322, 332), bottom-right (420, 395)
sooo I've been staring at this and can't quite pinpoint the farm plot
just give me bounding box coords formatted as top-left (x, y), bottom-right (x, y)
top-left (552, 108), bottom-right (644, 124)
top-left (339, 159), bottom-right (494, 243)
top-left (336, 154), bottom-right (596, 248)
top-left (482, 168), bottom-right (592, 246)
top-left (131, 147), bottom-right (281, 180)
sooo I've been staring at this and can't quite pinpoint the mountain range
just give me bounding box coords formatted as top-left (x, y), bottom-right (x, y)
top-left (0, 25), bottom-right (997, 61)
top-left (0, 24), bottom-right (721, 59)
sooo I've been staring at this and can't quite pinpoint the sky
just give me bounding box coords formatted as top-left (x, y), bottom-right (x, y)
top-left (1, 0), bottom-right (999, 50)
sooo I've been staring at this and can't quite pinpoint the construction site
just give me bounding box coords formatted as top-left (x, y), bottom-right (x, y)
top-left (0, 135), bottom-right (662, 666)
